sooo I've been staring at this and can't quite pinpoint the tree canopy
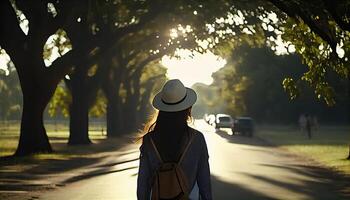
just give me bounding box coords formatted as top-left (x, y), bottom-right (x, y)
top-left (0, 0), bottom-right (349, 156)
top-left (195, 44), bottom-right (349, 124)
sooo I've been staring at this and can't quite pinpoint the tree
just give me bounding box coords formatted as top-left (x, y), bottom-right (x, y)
top-left (194, 0), bottom-right (349, 105)
top-left (0, 0), bottom-right (82, 155)
top-left (199, 0), bottom-right (349, 158)
top-left (61, 0), bottom-right (164, 144)
top-left (235, 0), bottom-right (349, 158)
top-left (2, 0), bottom-right (348, 156)
top-left (100, 0), bottom-right (231, 136)
top-left (192, 82), bottom-right (224, 118)
top-left (0, 0), bottom-right (166, 151)
top-left (138, 64), bottom-right (167, 121)
top-left (102, 41), bottom-right (177, 136)
top-left (208, 43), bottom-right (350, 125)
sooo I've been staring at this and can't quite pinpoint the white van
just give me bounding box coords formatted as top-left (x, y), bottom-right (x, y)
top-left (215, 114), bottom-right (233, 129)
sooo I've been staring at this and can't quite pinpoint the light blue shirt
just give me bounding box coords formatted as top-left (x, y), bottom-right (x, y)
top-left (137, 128), bottom-right (212, 200)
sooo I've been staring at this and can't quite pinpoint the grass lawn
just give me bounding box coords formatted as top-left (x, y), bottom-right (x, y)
top-left (0, 121), bottom-right (110, 159)
top-left (257, 125), bottom-right (350, 176)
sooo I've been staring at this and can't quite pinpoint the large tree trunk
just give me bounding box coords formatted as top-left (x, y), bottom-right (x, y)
top-left (66, 66), bottom-right (92, 145)
top-left (132, 76), bottom-right (143, 127)
top-left (139, 81), bottom-right (156, 122)
top-left (65, 58), bottom-right (110, 144)
top-left (14, 53), bottom-right (57, 156)
top-left (103, 68), bottom-right (124, 137)
top-left (347, 145), bottom-right (350, 160)
top-left (123, 80), bottom-right (140, 133)
top-left (106, 98), bottom-right (124, 137)
top-left (68, 89), bottom-right (91, 145)
top-left (15, 93), bottom-right (52, 156)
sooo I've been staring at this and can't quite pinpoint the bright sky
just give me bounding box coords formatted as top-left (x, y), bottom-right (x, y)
top-left (161, 49), bottom-right (226, 87)
top-left (0, 49), bottom-right (11, 74)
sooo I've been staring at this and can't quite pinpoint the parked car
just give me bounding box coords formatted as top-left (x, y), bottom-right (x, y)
top-left (232, 117), bottom-right (254, 137)
top-left (215, 114), bottom-right (233, 129)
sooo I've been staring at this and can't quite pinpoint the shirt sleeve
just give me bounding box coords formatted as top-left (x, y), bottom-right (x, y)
top-left (196, 134), bottom-right (212, 200)
top-left (137, 138), bottom-right (152, 200)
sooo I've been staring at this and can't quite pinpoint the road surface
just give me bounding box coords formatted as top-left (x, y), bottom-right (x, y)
top-left (39, 120), bottom-right (349, 200)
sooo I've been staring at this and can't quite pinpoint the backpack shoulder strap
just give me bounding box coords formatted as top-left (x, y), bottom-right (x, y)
top-left (148, 135), bottom-right (164, 164)
top-left (178, 129), bottom-right (196, 164)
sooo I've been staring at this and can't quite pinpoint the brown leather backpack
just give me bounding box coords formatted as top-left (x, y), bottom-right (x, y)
top-left (149, 133), bottom-right (195, 200)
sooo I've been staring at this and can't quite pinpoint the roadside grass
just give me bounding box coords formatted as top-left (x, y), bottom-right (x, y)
top-left (0, 121), bottom-right (114, 162)
top-left (256, 125), bottom-right (350, 175)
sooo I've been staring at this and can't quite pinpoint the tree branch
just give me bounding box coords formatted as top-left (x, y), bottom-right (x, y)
top-left (113, 2), bottom-right (162, 39)
top-left (45, 49), bottom-right (75, 85)
top-left (268, 0), bottom-right (338, 51)
top-left (0, 0), bottom-right (26, 59)
top-left (322, 0), bottom-right (350, 32)
top-left (129, 53), bottom-right (163, 79)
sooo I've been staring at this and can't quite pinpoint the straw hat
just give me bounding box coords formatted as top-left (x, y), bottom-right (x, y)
top-left (152, 79), bottom-right (197, 112)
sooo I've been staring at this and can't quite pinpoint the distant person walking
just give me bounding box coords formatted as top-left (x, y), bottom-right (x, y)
top-left (305, 114), bottom-right (312, 139)
top-left (137, 79), bottom-right (212, 200)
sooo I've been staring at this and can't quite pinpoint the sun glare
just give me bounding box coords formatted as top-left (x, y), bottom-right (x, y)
top-left (161, 49), bottom-right (226, 87)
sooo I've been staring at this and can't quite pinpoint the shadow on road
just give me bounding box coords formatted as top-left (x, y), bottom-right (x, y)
top-left (211, 175), bottom-right (275, 200)
top-left (62, 165), bottom-right (138, 184)
top-left (59, 156), bottom-right (140, 184)
top-left (256, 163), bottom-right (350, 198)
top-left (240, 170), bottom-right (350, 200)
top-left (215, 129), bottom-right (269, 146)
top-left (0, 137), bottom-right (139, 192)
top-left (95, 157), bottom-right (139, 168)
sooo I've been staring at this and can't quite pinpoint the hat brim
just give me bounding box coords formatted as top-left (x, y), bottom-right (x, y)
top-left (152, 88), bottom-right (197, 112)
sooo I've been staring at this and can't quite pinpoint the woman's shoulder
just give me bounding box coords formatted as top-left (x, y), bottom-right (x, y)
top-left (188, 127), bottom-right (209, 157)
top-left (188, 127), bottom-right (206, 142)
top-left (142, 131), bottom-right (154, 139)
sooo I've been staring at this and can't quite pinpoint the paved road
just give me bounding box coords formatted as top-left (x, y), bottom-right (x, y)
top-left (40, 120), bottom-right (349, 200)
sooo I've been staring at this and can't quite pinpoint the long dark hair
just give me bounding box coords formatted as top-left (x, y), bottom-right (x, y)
top-left (136, 107), bottom-right (193, 143)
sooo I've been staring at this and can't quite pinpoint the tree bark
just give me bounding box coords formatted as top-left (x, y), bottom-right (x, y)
top-left (348, 76), bottom-right (350, 160)
top-left (13, 52), bottom-right (57, 156)
top-left (106, 98), bottom-right (124, 137)
top-left (66, 60), bottom-right (109, 144)
top-left (15, 93), bottom-right (52, 156)
top-left (139, 80), bottom-right (157, 121)
top-left (103, 66), bottom-right (124, 137)
top-left (64, 69), bottom-right (92, 145)
top-left (133, 79), bottom-right (142, 126)
top-left (123, 80), bottom-right (140, 132)
top-left (67, 79), bottom-right (91, 145)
